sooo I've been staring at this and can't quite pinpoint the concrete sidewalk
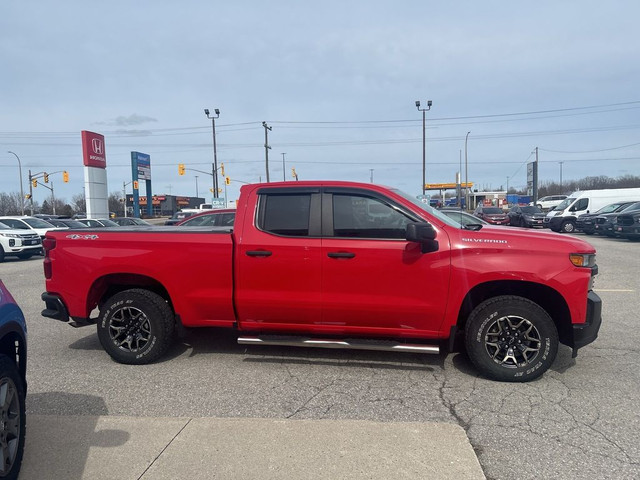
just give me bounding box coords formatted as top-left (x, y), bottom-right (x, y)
top-left (20, 416), bottom-right (485, 479)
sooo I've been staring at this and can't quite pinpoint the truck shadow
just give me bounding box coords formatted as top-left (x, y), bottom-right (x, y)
top-left (23, 392), bottom-right (129, 480)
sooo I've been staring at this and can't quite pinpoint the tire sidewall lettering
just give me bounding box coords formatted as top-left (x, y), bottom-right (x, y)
top-left (476, 311), bottom-right (499, 343)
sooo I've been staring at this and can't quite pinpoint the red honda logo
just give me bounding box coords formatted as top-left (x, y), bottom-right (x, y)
top-left (92, 138), bottom-right (104, 155)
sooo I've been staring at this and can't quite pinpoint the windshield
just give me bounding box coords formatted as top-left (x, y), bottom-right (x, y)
top-left (597, 203), bottom-right (627, 214)
top-left (22, 217), bottom-right (55, 228)
top-left (390, 189), bottom-right (462, 228)
top-left (98, 219), bottom-right (120, 227)
top-left (554, 197), bottom-right (576, 210)
top-left (521, 206), bottom-right (541, 214)
top-left (481, 207), bottom-right (503, 214)
top-left (621, 202), bottom-right (640, 212)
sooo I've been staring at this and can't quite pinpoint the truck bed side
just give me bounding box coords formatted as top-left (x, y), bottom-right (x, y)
top-left (45, 228), bottom-right (235, 327)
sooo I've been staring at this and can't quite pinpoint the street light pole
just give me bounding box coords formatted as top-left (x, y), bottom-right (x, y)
top-left (281, 153), bottom-right (286, 181)
top-left (465, 131), bottom-right (471, 210)
top-left (559, 161), bottom-right (563, 189)
top-left (415, 100), bottom-right (432, 195)
top-left (7, 151), bottom-right (24, 215)
top-left (204, 108), bottom-right (220, 198)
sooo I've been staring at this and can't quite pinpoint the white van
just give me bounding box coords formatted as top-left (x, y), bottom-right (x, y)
top-left (544, 188), bottom-right (640, 233)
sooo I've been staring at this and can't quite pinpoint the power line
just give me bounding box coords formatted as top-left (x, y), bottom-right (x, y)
top-left (539, 142), bottom-right (640, 154)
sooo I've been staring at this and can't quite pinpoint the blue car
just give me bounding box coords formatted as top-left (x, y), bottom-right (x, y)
top-left (0, 279), bottom-right (27, 479)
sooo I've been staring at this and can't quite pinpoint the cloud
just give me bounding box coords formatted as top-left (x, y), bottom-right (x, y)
top-left (96, 114), bottom-right (158, 127)
top-left (113, 129), bottom-right (153, 136)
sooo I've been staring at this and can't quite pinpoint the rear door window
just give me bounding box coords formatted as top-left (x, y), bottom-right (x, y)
top-left (258, 193), bottom-right (311, 236)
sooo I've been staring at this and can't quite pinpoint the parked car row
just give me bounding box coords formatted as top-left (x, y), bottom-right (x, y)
top-left (0, 215), bottom-right (157, 262)
top-left (470, 205), bottom-right (546, 228)
top-left (575, 200), bottom-right (640, 240)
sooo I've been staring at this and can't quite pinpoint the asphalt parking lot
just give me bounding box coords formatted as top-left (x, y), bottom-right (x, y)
top-left (1, 232), bottom-right (639, 479)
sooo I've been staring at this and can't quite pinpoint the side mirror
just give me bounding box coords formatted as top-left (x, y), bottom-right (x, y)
top-left (406, 223), bottom-right (439, 253)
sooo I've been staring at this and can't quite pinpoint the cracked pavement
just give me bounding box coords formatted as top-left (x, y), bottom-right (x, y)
top-left (3, 234), bottom-right (638, 479)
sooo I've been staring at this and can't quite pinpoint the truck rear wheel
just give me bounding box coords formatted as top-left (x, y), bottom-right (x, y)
top-left (464, 296), bottom-right (558, 382)
top-left (97, 289), bottom-right (175, 365)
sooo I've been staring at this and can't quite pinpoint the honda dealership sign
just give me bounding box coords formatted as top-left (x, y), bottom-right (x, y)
top-left (81, 130), bottom-right (109, 218)
top-left (81, 131), bottom-right (107, 168)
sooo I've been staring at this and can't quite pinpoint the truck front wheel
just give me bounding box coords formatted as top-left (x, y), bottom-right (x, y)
top-left (97, 289), bottom-right (175, 365)
top-left (464, 296), bottom-right (558, 382)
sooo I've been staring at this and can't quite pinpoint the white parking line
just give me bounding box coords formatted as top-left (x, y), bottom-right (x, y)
top-left (594, 289), bottom-right (635, 292)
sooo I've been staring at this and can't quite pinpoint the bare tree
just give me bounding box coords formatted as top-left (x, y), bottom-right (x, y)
top-left (0, 192), bottom-right (25, 215)
top-left (108, 191), bottom-right (124, 216)
top-left (71, 193), bottom-right (86, 214)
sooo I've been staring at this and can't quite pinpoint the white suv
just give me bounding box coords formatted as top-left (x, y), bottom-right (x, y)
top-left (531, 195), bottom-right (567, 211)
top-left (0, 221), bottom-right (42, 262)
top-left (0, 216), bottom-right (64, 240)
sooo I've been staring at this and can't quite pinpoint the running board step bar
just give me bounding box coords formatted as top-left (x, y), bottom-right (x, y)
top-left (237, 336), bottom-right (440, 354)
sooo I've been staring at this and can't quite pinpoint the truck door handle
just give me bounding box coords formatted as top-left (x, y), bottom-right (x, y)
top-left (327, 252), bottom-right (355, 259)
top-left (246, 250), bottom-right (272, 257)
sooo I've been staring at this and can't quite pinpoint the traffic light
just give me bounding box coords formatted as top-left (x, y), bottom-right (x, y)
top-left (220, 163), bottom-right (225, 176)
top-left (63, 171), bottom-right (69, 183)
top-left (178, 163), bottom-right (185, 175)
top-left (43, 173), bottom-right (49, 183)
top-left (32, 179), bottom-right (37, 188)
top-left (133, 180), bottom-right (139, 190)
top-left (225, 176), bottom-right (231, 185)
top-left (25, 194), bottom-right (31, 200)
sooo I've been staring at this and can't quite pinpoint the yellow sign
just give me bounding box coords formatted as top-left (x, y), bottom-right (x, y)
top-left (425, 182), bottom-right (473, 189)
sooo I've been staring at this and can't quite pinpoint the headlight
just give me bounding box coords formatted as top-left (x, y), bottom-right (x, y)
top-left (569, 253), bottom-right (596, 268)
top-left (0, 233), bottom-right (20, 238)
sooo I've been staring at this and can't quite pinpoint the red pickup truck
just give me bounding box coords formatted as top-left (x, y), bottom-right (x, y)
top-left (41, 181), bottom-right (602, 382)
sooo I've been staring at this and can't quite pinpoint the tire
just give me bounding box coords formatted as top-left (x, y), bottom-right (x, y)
top-left (97, 289), bottom-right (175, 365)
top-left (560, 220), bottom-right (575, 233)
top-left (464, 296), bottom-right (558, 382)
top-left (0, 355), bottom-right (26, 480)
top-left (0, 247), bottom-right (4, 263)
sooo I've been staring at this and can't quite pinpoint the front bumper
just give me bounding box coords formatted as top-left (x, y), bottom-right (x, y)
top-left (617, 225), bottom-right (640, 239)
top-left (571, 291), bottom-right (602, 356)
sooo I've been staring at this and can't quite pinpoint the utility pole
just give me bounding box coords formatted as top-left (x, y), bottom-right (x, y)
top-left (370, 169), bottom-right (374, 183)
top-left (195, 175), bottom-right (199, 198)
top-left (415, 100), bottom-right (432, 195)
top-left (281, 153), bottom-right (286, 181)
top-left (204, 109), bottom-right (220, 198)
top-left (51, 181), bottom-right (55, 215)
top-left (263, 122), bottom-right (272, 182)
top-left (465, 131), bottom-right (471, 211)
top-left (534, 146), bottom-right (539, 204)
top-left (28, 170), bottom-right (34, 215)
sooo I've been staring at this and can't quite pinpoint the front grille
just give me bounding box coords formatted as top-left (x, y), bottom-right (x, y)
top-left (616, 215), bottom-right (635, 226)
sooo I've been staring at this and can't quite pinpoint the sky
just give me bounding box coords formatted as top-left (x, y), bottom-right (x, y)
top-left (1, 1), bottom-right (639, 208)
